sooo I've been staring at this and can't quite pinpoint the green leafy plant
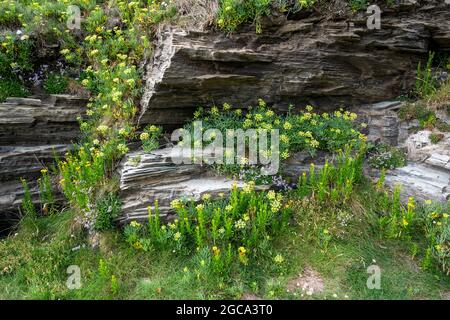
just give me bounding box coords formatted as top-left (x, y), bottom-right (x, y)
top-left (94, 193), bottom-right (122, 231)
top-left (37, 168), bottom-right (55, 215)
top-left (420, 202), bottom-right (449, 275)
top-left (415, 52), bottom-right (437, 98)
top-left (184, 100), bottom-right (365, 181)
top-left (0, 78), bottom-right (28, 102)
top-left (20, 178), bottom-right (36, 218)
top-left (126, 181), bottom-right (293, 275)
top-left (349, 0), bottom-right (367, 11)
top-left (43, 73), bottom-right (69, 94)
top-left (217, 0), bottom-right (272, 33)
top-left (368, 144), bottom-right (406, 170)
top-left (429, 132), bottom-right (444, 144)
top-left (140, 125), bottom-right (163, 153)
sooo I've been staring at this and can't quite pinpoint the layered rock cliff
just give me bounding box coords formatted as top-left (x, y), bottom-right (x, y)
top-left (139, 1), bottom-right (450, 127)
top-left (0, 96), bottom-right (86, 215)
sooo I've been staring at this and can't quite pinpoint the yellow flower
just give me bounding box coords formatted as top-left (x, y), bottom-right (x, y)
top-left (267, 190), bottom-right (276, 200)
top-left (271, 199), bottom-right (282, 212)
top-left (238, 246), bottom-right (247, 256)
top-left (243, 119), bottom-right (252, 128)
top-left (97, 125), bottom-right (108, 134)
top-left (202, 194), bottom-right (211, 202)
top-left (254, 113), bottom-right (263, 122)
top-left (130, 221), bottom-right (141, 228)
top-left (173, 232), bottom-right (181, 241)
top-left (234, 109), bottom-right (242, 116)
top-left (402, 218), bottom-right (409, 227)
top-left (223, 103), bottom-right (231, 111)
top-left (281, 134), bottom-right (290, 143)
top-left (240, 157), bottom-right (249, 165)
top-left (310, 139), bottom-right (319, 148)
top-left (243, 181), bottom-right (255, 193)
top-left (40, 168), bottom-right (48, 174)
top-left (235, 219), bottom-right (246, 229)
top-left (133, 241), bottom-right (143, 250)
top-left (266, 110), bottom-right (274, 117)
top-left (210, 106), bottom-right (219, 116)
top-left (274, 254), bottom-right (284, 264)
top-left (283, 122), bottom-right (293, 130)
top-left (212, 246), bottom-right (220, 256)
top-left (140, 132), bottom-right (150, 141)
top-left (117, 143), bottom-right (129, 155)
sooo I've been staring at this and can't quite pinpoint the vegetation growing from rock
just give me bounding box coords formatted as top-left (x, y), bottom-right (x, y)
top-left (0, 0), bottom-right (449, 301)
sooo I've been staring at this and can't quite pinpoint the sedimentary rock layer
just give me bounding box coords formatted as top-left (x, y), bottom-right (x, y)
top-left (0, 95), bottom-right (86, 214)
top-left (139, 1), bottom-right (450, 127)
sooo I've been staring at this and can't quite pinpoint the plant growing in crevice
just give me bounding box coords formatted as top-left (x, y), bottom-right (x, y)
top-left (368, 143), bottom-right (406, 170)
top-left (140, 124), bottom-right (163, 153)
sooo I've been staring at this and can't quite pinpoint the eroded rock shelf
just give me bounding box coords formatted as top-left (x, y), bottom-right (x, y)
top-left (0, 95), bottom-right (86, 214)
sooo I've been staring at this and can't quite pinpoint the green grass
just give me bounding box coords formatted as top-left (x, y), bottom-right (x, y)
top-left (1, 190), bottom-right (449, 300)
top-left (0, 78), bottom-right (28, 102)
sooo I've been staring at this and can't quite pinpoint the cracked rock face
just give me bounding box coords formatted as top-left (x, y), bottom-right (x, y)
top-left (139, 2), bottom-right (450, 127)
top-left (385, 130), bottom-right (450, 202)
top-left (117, 147), bottom-right (247, 224)
top-left (0, 95), bottom-right (86, 215)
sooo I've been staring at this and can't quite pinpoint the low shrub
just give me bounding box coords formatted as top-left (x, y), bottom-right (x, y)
top-left (140, 124), bottom-right (163, 153)
top-left (374, 177), bottom-right (449, 275)
top-left (415, 52), bottom-right (437, 98)
top-left (125, 182), bottom-right (293, 275)
top-left (183, 100), bottom-right (365, 181)
top-left (43, 73), bottom-right (69, 94)
top-left (94, 193), bottom-right (122, 231)
top-left (368, 144), bottom-right (406, 170)
top-left (0, 78), bottom-right (28, 102)
top-left (420, 201), bottom-right (449, 275)
top-left (429, 132), bottom-right (444, 144)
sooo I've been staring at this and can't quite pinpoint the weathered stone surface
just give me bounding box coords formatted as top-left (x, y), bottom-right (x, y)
top-left (0, 95), bottom-right (86, 214)
top-left (118, 147), bottom-right (248, 224)
top-left (383, 130), bottom-right (450, 201)
top-left (139, 1), bottom-right (450, 127)
top-left (362, 100), bottom-right (403, 145)
top-left (385, 163), bottom-right (449, 202)
top-left (0, 95), bottom-right (85, 145)
top-left (405, 130), bottom-right (450, 163)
